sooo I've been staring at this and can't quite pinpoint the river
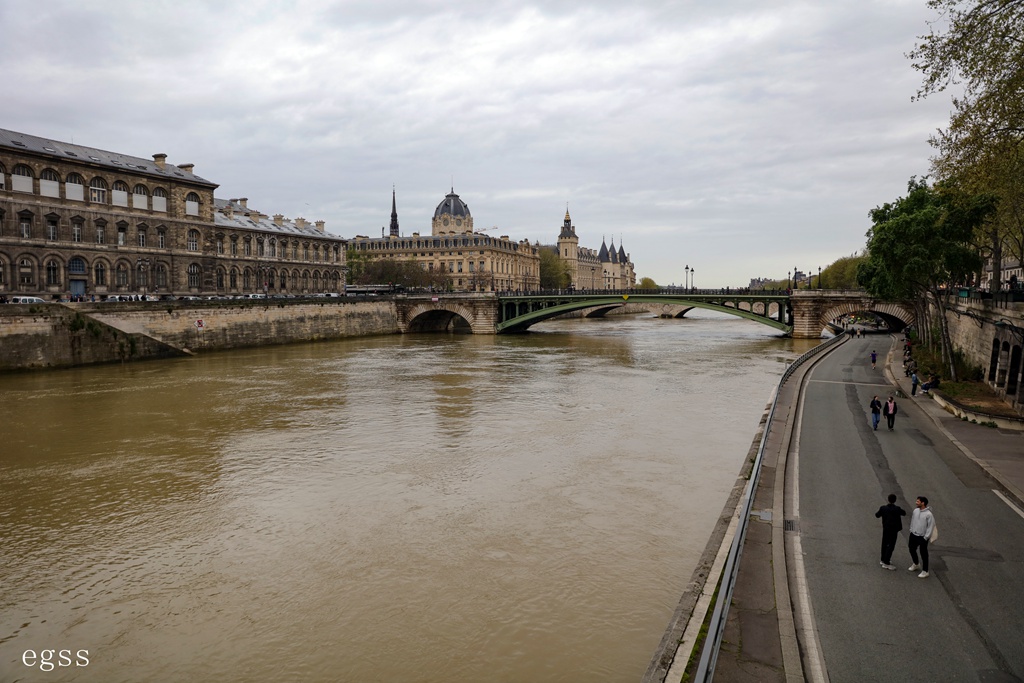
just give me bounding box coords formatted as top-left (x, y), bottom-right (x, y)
top-left (0, 311), bottom-right (818, 682)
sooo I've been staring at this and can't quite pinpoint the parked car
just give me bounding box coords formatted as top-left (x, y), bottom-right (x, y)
top-left (8, 296), bottom-right (47, 304)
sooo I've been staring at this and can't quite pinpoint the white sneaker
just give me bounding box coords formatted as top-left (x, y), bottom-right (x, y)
top-left (884, 564), bottom-right (897, 571)
top-left (909, 564), bottom-right (921, 571)
top-left (918, 571), bottom-right (929, 578)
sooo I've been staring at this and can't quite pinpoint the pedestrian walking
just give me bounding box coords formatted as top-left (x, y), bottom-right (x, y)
top-left (870, 350), bottom-right (877, 369)
top-left (883, 395), bottom-right (898, 431)
top-left (869, 395), bottom-right (882, 431)
top-left (908, 496), bottom-right (935, 578)
top-left (911, 372), bottom-right (919, 396)
top-left (875, 494), bottom-right (906, 570)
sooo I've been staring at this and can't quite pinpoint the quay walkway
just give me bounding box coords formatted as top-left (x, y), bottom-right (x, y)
top-left (650, 332), bottom-right (1024, 682)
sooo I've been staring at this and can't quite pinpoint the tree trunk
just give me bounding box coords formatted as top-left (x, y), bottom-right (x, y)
top-left (930, 287), bottom-right (959, 382)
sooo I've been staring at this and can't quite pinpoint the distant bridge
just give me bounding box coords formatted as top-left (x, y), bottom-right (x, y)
top-left (392, 289), bottom-right (916, 338)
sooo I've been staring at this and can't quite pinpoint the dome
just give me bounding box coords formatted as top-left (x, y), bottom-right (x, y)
top-left (433, 191), bottom-right (471, 219)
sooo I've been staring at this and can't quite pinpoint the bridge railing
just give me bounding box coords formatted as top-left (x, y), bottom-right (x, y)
top-left (496, 287), bottom-right (791, 297)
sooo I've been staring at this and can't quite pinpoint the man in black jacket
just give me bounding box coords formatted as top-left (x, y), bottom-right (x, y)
top-left (875, 494), bottom-right (906, 570)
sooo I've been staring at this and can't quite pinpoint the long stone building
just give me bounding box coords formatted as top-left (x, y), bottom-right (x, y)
top-left (347, 189), bottom-right (542, 292)
top-left (0, 128), bottom-right (347, 300)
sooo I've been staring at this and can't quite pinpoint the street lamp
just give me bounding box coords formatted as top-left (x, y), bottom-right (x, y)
top-left (136, 257), bottom-right (151, 299)
top-left (793, 265), bottom-right (798, 290)
top-left (788, 270), bottom-right (791, 291)
top-left (818, 266), bottom-right (823, 289)
top-left (691, 268), bottom-right (695, 291)
top-left (685, 265), bottom-right (689, 292)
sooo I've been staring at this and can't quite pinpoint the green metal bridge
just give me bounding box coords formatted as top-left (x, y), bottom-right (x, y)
top-left (495, 289), bottom-right (792, 333)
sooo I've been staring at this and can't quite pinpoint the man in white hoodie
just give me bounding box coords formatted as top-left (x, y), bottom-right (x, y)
top-left (908, 496), bottom-right (935, 578)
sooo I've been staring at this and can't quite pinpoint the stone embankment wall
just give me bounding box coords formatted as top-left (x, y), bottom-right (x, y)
top-left (0, 300), bottom-right (401, 372)
top-left (944, 298), bottom-right (1024, 413)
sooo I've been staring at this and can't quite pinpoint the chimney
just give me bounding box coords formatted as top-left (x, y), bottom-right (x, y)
top-left (177, 163), bottom-right (194, 174)
top-left (224, 204), bottom-right (234, 218)
top-left (295, 217), bottom-right (308, 229)
top-left (152, 153), bottom-right (167, 169)
top-left (273, 214), bottom-right (284, 226)
top-left (239, 197), bottom-right (248, 208)
top-left (315, 220), bottom-right (325, 232)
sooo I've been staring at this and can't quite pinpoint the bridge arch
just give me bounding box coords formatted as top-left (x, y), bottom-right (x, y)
top-left (401, 302), bottom-right (484, 334)
top-left (818, 300), bottom-right (915, 333)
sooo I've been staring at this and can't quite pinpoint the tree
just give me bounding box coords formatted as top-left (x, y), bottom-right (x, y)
top-left (858, 177), bottom-right (991, 380)
top-left (345, 252), bottom-right (448, 290)
top-left (909, 0), bottom-right (1024, 173)
top-left (538, 246), bottom-right (571, 289)
top-left (821, 253), bottom-right (868, 290)
top-left (637, 277), bottom-right (658, 289)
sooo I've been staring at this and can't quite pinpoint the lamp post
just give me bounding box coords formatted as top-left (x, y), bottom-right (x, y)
top-left (794, 266), bottom-right (798, 290)
top-left (788, 270), bottom-right (791, 291)
top-left (818, 266), bottom-right (823, 289)
top-left (691, 268), bottom-right (695, 292)
top-left (136, 257), bottom-right (151, 299)
top-left (685, 265), bottom-right (689, 292)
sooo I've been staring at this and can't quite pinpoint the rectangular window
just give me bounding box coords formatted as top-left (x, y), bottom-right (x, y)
top-left (116, 268), bottom-right (128, 286)
top-left (185, 200), bottom-right (199, 216)
top-left (90, 187), bottom-right (107, 203)
top-left (12, 175), bottom-right (33, 193)
top-left (66, 183), bottom-right (84, 201)
top-left (112, 190), bottom-right (129, 207)
top-left (133, 193), bottom-right (148, 210)
top-left (47, 222), bottom-right (58, 241)
top-left (117, 229), bottom-right (126, 246)
top-left (152, 195), bottom-right (167, 212)
top-left (72, 224), bottom-right (82, 243)
top-left (138, 233), bottom-right (146, 247)
top-left (96, 227), bottom-right (105, 244)
top-left (231, 241), bottom-right (238, 256)
top-left (20, 220), bottom-right (31, 238)
top-left (158, 232), bottom-right (166, 249)
top-left (40, 179), bottom-right (60, 198)
top-left (217, 239), bottom-right (224, 254)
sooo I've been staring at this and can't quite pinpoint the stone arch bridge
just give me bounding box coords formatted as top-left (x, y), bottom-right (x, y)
top-left (393, 290), bottom-right (915, 338)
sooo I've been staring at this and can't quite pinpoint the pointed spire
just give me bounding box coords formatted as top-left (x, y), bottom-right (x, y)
top-left (389, 186), bottom-right (400, 237)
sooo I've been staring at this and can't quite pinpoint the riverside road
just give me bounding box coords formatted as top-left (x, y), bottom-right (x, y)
top-left (794, 335), bottom-right (1024, 682)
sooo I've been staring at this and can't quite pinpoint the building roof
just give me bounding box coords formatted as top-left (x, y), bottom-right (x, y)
top-left (433, 190), bottom-right (471, 219)
top-left (213, 198), bottom-right (344, 241)
top-left (0, 128), bottom-right (217, 187)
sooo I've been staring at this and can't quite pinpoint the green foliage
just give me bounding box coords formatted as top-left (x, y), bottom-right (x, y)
top-left (821, 254), bottom-right (867, 289)
top-left (909, 0), bottom-right (1024, 172)
top-left (538, 246), bottom-right (570, 289)
top-left (346, 253), bottom-right (449, 289)
top-left (636, 277), bottom-right (658, 289)
top-left (858, 177), bottom-right (986, 296)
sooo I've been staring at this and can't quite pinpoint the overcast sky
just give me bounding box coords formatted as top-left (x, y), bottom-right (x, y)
top-left (1, 0), bottom-right (955, 287)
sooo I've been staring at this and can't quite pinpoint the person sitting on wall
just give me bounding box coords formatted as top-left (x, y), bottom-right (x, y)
top-left (921, 374), bottom-right (940, 394)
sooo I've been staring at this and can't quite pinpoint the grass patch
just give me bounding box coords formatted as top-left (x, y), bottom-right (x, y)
top-left (936, 381), bottom-right (1022, 419)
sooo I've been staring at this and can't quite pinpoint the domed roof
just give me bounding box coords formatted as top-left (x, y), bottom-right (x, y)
top-left (434, 190), bottom-right (471, 219)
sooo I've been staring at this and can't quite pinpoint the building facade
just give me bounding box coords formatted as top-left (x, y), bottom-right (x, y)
top-left (557, 210), bottom-right (636, 289)
top-left (347, 189), bottom-right (541, 292)
top-left (0, 128), bottom-right (346, 299)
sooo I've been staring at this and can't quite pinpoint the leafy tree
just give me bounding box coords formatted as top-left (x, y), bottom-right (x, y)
top-left (538, 246), bottom-right (571, 289)
top-left (636, 277), bottom-right (658, 289)
top-left (858, 177), bottom-right (992, 380)
top-left (821, 253), bottom-right (868, 290)
top-left (345, 252), bottom-right (449, 289)
top-left (909, 0), bottom-right (1024, 173)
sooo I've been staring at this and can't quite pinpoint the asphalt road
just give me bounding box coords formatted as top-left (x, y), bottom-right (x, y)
top-left (796, 335), bottom-right (1024, 683)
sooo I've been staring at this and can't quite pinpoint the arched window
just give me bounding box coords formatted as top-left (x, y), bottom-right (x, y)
top-left (12, 164), bottom-right (33, 193)
top-left (152, 187), bottom-right (168, 212)
top-left (243, 269), bottom-right (251, 290)
top-left (111, 181), bottom-right (129, 207)
top-left (0, 258), bottom-right (5, 285)
top-left (19, 258), bottom-right (36, 286)
top-left (40, 169), bottom-right (59, 180)
top-left (39, 169), bottom-right (61, 198)
top-left (279, 271), bottom-right (288, 290)
top-left (187, 230), bottom-right (200, 251)
top-left (216, 268), bottom-right (225, 289)
top-left (133, 184), bottom-right (149, 195)
top-left (187, 264), bottom-right (201, 289)
top-left (89, 177), bottom-right (107, 204)
top-left (94, 262), bottom-right (107, 286)
top-left (68, 257), bottom-right (87, 275)
top-left (155, 264), bottom-right (167, 289)
top-left (46, 260), bottom-right (61, 286)
top-left (116, 263), bottom-right (128, 286)
top-left (229, 268), bottom-right (238, 289)
top-left (65, 173), bottom-right (85, 201)
top-left (185, 192), bottom-right (200, 216)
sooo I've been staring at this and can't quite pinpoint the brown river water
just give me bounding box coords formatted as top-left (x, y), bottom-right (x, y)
top-left (0, 312), bottom-right (817, 682)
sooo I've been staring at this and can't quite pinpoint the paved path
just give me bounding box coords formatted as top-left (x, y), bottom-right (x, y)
top-left (705, 333), bottom-right (1024, 683)
top-left (795, 335), bottom-right (1024, 682)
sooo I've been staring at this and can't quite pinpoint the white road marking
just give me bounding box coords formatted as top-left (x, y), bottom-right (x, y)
top-left (994, 489), bottom-right (1024, 520)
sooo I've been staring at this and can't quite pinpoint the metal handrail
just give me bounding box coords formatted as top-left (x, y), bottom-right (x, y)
top-left (690, 332), bottom-right (844, 682)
